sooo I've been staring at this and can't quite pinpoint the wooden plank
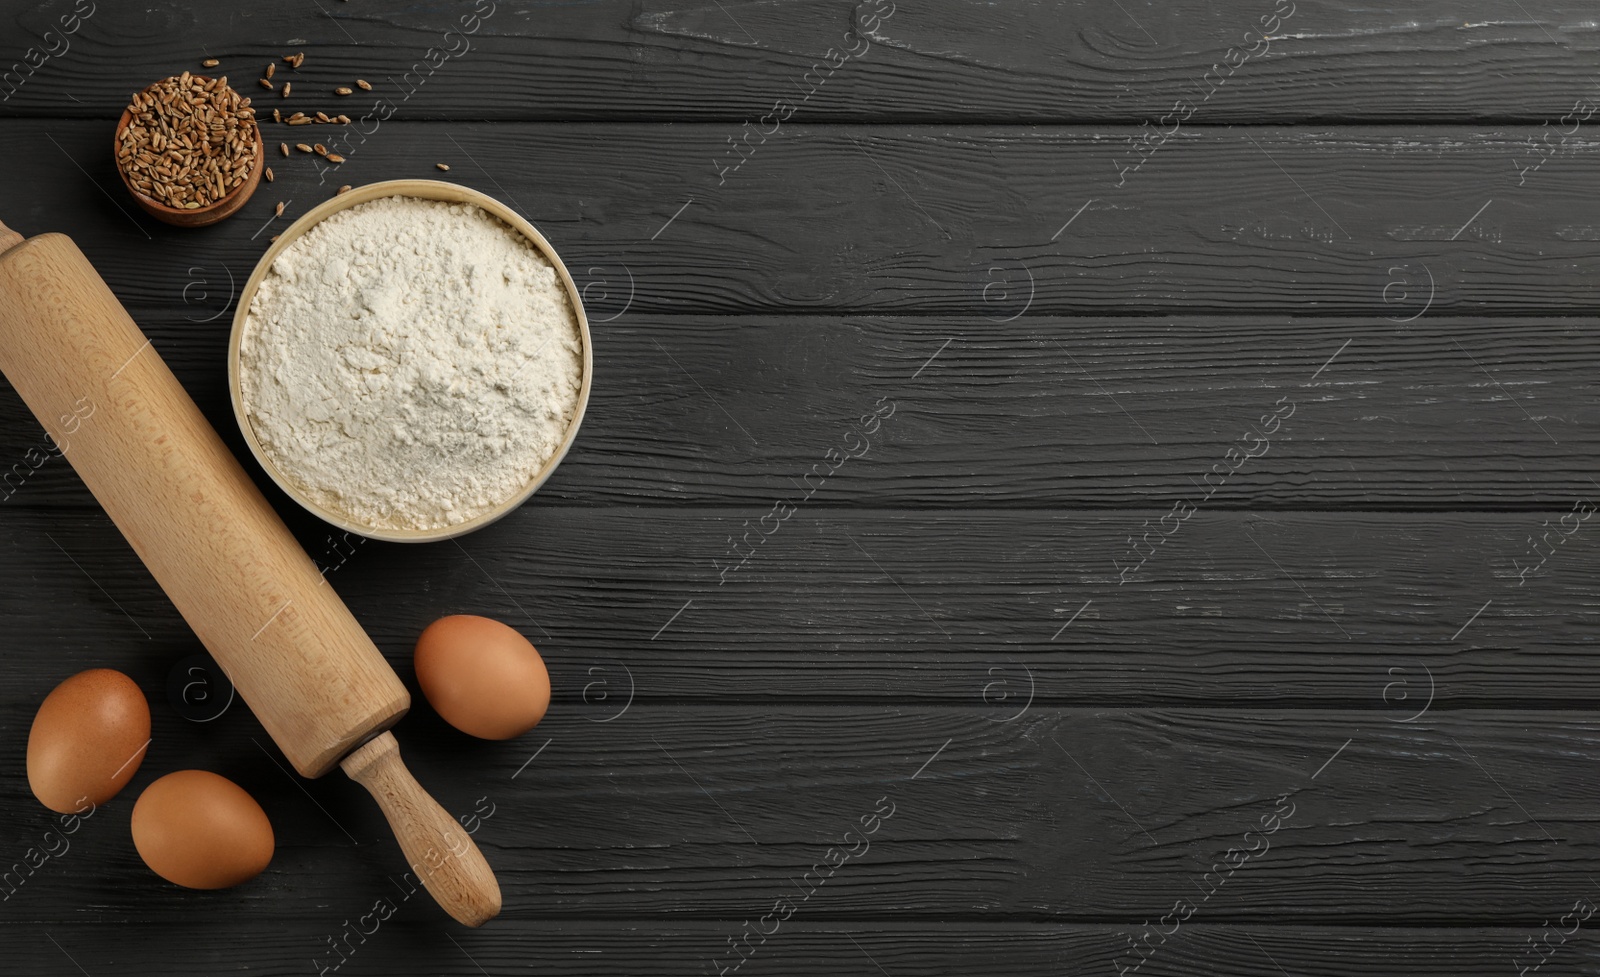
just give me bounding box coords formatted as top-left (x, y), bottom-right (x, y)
top-left (3, 506), bottom-right (1598, 703)
top-left (0, 313), bottom-right (1590, 511)
top-left (0, 920), bottom-right (1582, 977)
top-left (5, 1), bottom-right (1600, 123)
top-left (3, 702), bottom-right (1600, 921)
top-left (6, 121), bottom-right (1597, 317)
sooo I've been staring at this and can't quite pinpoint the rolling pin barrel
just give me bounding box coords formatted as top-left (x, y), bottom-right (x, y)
top-left (0, 221), bottom-right (500, 926)
top-left (0, 226), bottom-right (401, 775)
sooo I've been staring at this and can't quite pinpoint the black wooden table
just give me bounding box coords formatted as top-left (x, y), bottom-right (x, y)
top-left (3, 1), bottom-right (1599, 974)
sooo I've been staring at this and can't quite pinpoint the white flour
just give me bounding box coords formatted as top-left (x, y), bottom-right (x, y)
top-left (239, 196), bottom-right (583, 532)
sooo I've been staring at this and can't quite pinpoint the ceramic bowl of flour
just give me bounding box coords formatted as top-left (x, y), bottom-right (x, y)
top-left (228, 179), bottom-right (592, 542)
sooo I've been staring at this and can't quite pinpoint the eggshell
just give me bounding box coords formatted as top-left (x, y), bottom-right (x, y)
top-left (414, 614), bottom-right (550, 740)
top-left (131, 770), bottom-right (274, 889)
top-left (26, 668), bottom-right (150, 813)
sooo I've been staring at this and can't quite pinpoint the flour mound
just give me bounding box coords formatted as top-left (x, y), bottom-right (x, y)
top-left (239, 196), bottom-right (583, 532)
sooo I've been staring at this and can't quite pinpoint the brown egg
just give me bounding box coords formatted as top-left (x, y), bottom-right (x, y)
top-left (131, 770), bottom-right (274, 889)
top-left (414, 614), bottom-right (550, 740)
top-left (27, 668), bottom-right (150, 813)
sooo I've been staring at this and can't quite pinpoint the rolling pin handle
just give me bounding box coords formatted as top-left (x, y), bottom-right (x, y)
top-left (341, 731), bottom-right (502, 927)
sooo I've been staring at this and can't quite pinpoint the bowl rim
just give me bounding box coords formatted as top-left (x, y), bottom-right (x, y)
top-left (113, 74), bottom-right (263, 217)
top-left (226, 179), bottom-right (594, 543)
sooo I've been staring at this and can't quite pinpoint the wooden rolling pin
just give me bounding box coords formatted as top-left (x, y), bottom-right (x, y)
top-left (0, 219), bottom-right (500, 927)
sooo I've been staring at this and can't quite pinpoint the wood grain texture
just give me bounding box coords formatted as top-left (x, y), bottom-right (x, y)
top-left (6, 120), bottom-right (1600, 317)
top-left (0, 313), bottom-right (1592, 511)
top-left (2, 702), bottom-right (1600, 922)
top-left (5, 0), bottom-right (1600, 123)
top-left (2, 0), bottom-right (1595, 967)
top-left (4, 921), bottom-right (1581, 977)
top-left (2, 505), bottom-right (1597, 705)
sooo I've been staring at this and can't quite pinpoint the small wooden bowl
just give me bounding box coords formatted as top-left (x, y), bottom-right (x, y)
top-left (227, 179), bottom-right (594, 543)
top-left (113, 76), bottom-right (264, 228)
